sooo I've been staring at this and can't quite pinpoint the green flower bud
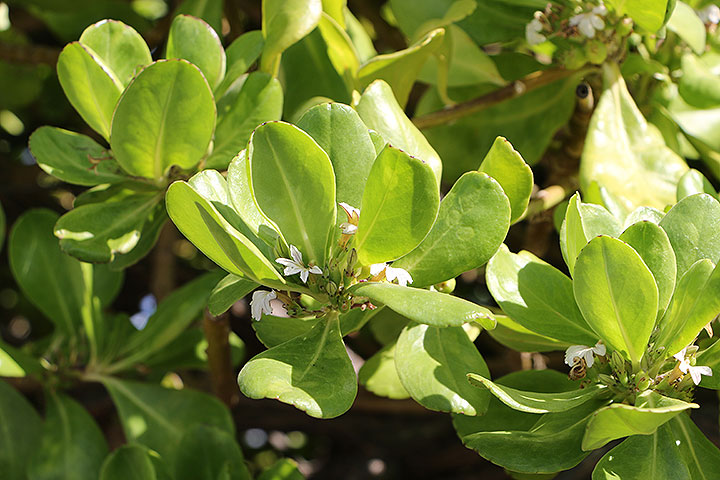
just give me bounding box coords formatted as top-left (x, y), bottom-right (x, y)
top-left (434, 278), bottom-right (456, 293)
top-left (561, 47), bottom-right (587, 70)
top-left (615, 17), bottom-right (633, 37)
top-left (325, 281), bottom-right (338, 296)
top-left (584, 40), bottom-right (608, 64)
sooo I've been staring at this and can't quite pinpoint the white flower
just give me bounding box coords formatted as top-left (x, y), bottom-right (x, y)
top-left (129, 294), bottom-right (156, 330)
top-left (369, 263), bottom-right (413, 287)
top-left (564, 341), bottom-right (606, 368)
top-left (674, 347), bottom-right (713, 385)
top-left (698, 4), bottom-right (720, 25)
top-left (339, 202), bottom-right (360, 235)
top-left (340, 223), bottom-right (358, 234)
top-left (525, 17), bottom-right (547, 45)
top-left (570, 4), bottom-right (607, 38)
top-left (250, 290), bottom-right (276, 321)
top-left (276, 244), bottom-right (322, 283)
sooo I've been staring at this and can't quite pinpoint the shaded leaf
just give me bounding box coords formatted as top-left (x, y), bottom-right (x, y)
top-left (99, 445), bottom-right (157, 480)
top-left (208, 274), bottom-right (258, 316)
top-left (0, 381), bottom-right (42, 480)
top-left (174, 425), bottom-right (251, 480)
top-left (261, 0), bottom-right (322, 72)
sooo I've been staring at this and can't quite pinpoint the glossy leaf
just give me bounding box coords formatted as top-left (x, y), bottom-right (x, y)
top-left (659, 193), bottom-right (720, 280)
top-left (582, 390), bottom-right (697, 451)
top-left (57, 42), bottom-right (123, 140)
top-left (670, 413), bottom-right (720, 478)
top-left (478, 136), bottom-right (533, 224)
top-left (677, 169), bottom-right (716, 201)
top-left (297, 103), bottom-right (376, 209)
top-left (393, 171), bottom-right (510, 287)
top-left (607, 0), bottom-right (669, 32)
top-left (486, 314), bottom-right (570, 353)
top-left (486, 245), bottom-right (597, 345)
top-left (110, 60), bottom-right (216, 179)
top-left (261, 0), bottom-right (322, 72)
top-left (0, 341), bottom-right (41, 378)
top-left (350, 282), bottom-right (495, 329)
top-left (166, 181), bottom-right (285, 285)
top-left (0, 381), bottom-right (42, 480)
top-left (355, 146), bottom-right (439, 265)
top-left (467, 374), bottom-right (607, 414)
top-left (697, 338), bottom-right (720, 389)
top-left (249, 121), bottom-right (336, 265)
top-left (358, 28), bottom-right (444, 108)
top-left (358, 341), bottom-right (410, 399)
top-left (317, 12), bottom-right (359, 90)
top-left (679, 54), bottom-right (720, 109)
top-left (99, 445), bottom-right (157, 480)
top-left (209, 274), bottom-right (258, 316)
top-left (28, 394), bottom-right (108, 480)
top-left (356, 80), bottom-right (442, 183)
top-left (207, 72), bottom-right (283, 170)
top-left (395, 323), bottom-right (490, 415)
top-left (619, 221), bottom-right (676, 318)
top-left (79, 19), bottom-right (152, 86)
top-left (573, 236), bottom-right (658, 364)
top-left (237, 312), bottom-right (357, 418)
top-left (592, 423), bottom-right (691, 480)
top-left (102, 377), bottom-right (234, 460)
top-left (30, 126), bottom-right (127, 185)
top-left (656, 259), bottom-right (720, 356)
top-left (166, 15), bottom-right (226, 89)
top-left (174, 0), bottom-right (223, 34)
top-left (580, 63), bottom-right (687, 212)
top-left (668, 2), bottom-right (706, 54)
top-left (560, 193), bottom-right (623, 275)
top-left (624, 206), bottom-right (666, 228)
top-left (174, 425), bottom-right (251, 480)
top-left (216, 30), bottom-right (265, 97)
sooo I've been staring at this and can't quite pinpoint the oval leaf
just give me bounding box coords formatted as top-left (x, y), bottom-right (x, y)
top-left (261, 0), bottom-right (322, 72)
top-left (0, 381), bottom-right (42, 480)
top-left (166, 15), bottom-right (226, 89)
top-left (100, 445), bottom-right (157, 480)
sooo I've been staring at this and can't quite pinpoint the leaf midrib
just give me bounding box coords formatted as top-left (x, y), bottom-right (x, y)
top-left (601, 242), bottom-right (638, 362)
top-left (106, 379), bottom-right (181, 437)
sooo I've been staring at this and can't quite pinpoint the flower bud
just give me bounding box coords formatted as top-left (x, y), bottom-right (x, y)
top-left (615, 17), bottom-right (633, 36)
top-left (434, 278), bottom-right (456, 293)
top-left (325, 281), bottom-right (338, 295)
top-left (584, 40), bottom-right (608, 64)
top-left (561, 47), bottom-right (587, 70)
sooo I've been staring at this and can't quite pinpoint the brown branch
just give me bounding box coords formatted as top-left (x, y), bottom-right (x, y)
top-left (412, 67), bottom-right (589, 130)
top-left (150, 222), bottom-right (177, 302)
top-left (0, 41), bottom-right (59, 66)
top-left (202, 309), bottom-right (240, 408)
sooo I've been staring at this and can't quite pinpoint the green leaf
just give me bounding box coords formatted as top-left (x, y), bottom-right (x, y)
top-left (116, 272), bottom-right (223, 365)
top-left (257, 459), bottom-right (305, 480)
top-left (573, 236), bottom-right (659, 365)
top-left (486, 314), bottom-right (570, 353)
top-left (478, 136), bottom-right (533, 224)
top-left (580, 63), bottom-right (687, 212)
top-left (486, 245), bottom-right (597, 345)
top-left (619, 221), bottom-right (677, 319)
top-left (248, 121), bottom-right (336, 265)
top-left (166, 181), bottom-right (285, 285)
top-left (667, 2), bottom-right (706, 54)
top-left (624, 206), bottom-right (666, 227)
top-left (394, 171), bottom-right (509, 287)
top-left (677, 169), bottom-right (716, 201)
top-left (174, 0), bottom-right (223, 34)
top-left (350, 282), bottom-right (495, 329)
top-left (656, 259), bottom-right (720, 356)
top-left (355, 146), bottom-right (439, 265)
top-left (358, 28), bottom-right (444, 108)
top-left (660, 193), bottom-right (720, 280)
top-left (261, 0), bottom-right (322, 73)
top-left (318, 12), bottom-right (360, 86)
top-left (395, 323), bottom-right (490, 415)
top-left (110, 59), bottom-right (216, 179)
top-left (57, 42), bottom-right (123, 140)
top-left (174, 425), bottom-right (251, 480)
top-left (102, 377), bottom-right (234, 461)
top-left (166, 15), bottom-right (226, 89)
top-left (697, 338), bottom-right (720, 389)
top-left (215, 30), bottom-right (265, 97)
top-left (670, 413), bottom-right (720, 479)
top-left (560, 193), bottom-right (623, 275)
top-left (252, 309), bottom-right (375, 347)
top-left (237, 312), bottom-right (357, 418)
top-left (607, 0), bottom-right (669, 32)
top-left (356, 79), bottom-right (442, 183)
top-left (207, 72), bottom-right (283, 170)
top-left (29, 393), bottom-right (108, 480)
top-left (141, 328), bottom-right (245, 372)
top-left (582, 390), bottom-right (697, 451)
top-left (100, 445), bottom-right (157, 480)
top-left (0, 340), bottom-right (42, 377)
top-left (9, 209), bottom-right (84, 336)
top-left (321, 0), bottom-right (345, 27)
top-left (209, 274), bottom-right (258, 316)
top-left (358, 340), bottom-right (410, 399)
top-left (29, 126), bottom-right (127, 185)
top-left (679, 54), bottom-right (720, 109)
top-left (592, 423), bottom-right (691, 480)
top-left (0, 381), bottom-right (42, 480)
top-left (79, 19), bottom-right (152, 86)
top-left (297, 103), bottom-right (376, 209)
top-left (467, 374), bottom-right (607, 414)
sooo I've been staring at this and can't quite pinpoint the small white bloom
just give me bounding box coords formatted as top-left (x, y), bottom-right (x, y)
top-left (674, 347), bottom-right (713, 385)
top-left (275, 245), bottom-right (322, 283)
top-left (339, 202), bottom-right (360, 222)
top-left (385, 265), bottom-right (413, 287)
top-left (570, 4), bottom-right (607, 38)
top-left (525, 17), bottom-right (547, 45)
top-left (698, 4), bottom-right (720, 25)
top-left (370, 263), bottom-right (386, 276)
top-left (250, 290), bottom-right (276, 321)
top-left (564, 341), bottom-right (606, 368)
top-left (340, 222), bottom-right (358, 235)
top-left (129, 294), bottom-right (156, 330)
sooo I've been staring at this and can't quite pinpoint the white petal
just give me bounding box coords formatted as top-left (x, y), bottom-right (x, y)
top-left (340, 222), bottom-right (358, 234)
top-left (592, 342), bottom-right (606, 356)
top-left (370, 263), bottom-right (387, 276)
top-left (590, 15), bottom-right (604, 30)
top-left (130, 312), bottom-right (150, 330)
top-left (592, 5), bottom-right (607, 15)
top-left (386, 266), bottom-right (412, 286)
top-left (678, 359), bottom-right (691, 374)
top-left (283, 264), bottom-right (303, 276)
top-left (300, 269), bottom-right (309, 283)
top-left (289, 245), bottom-right (303, 264)
top-left (339, 202), bottom-right (360, 219)
top-left (565, 345), bottom-right (591, 366)
top-left (525, 28), bottom-right (546, 45)
top-left (308, 265), bottom-right (323, 275)
top-left (251, 290), bottom-right (276, 320)
top-left (673, 347), bottom-right (688, 362)
top-left (569, 14), bottom-right (583, 27)
top-left (276, 257), bottom-right (296, 267)
top-left (689, 367), bottom-right (704, 385)
top-left (579, 18), bottom-right (596, 38)
top-left (139, 294), bottom-right (157, 314)
top-left (694, 365), bottom-right (713, 380)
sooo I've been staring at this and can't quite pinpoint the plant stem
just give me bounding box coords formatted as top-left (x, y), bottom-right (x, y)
top-left (412, 67), bottom-right (592, 130)
top-left (203, 309), bottom-right (240, 408)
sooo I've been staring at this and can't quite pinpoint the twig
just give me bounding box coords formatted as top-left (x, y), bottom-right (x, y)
top-left (150, 222), bottom-right (177, 301)
top-left (202, 309), bottom-right (240, 408)
top-left (412, 68), bottom-right (588, 130)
